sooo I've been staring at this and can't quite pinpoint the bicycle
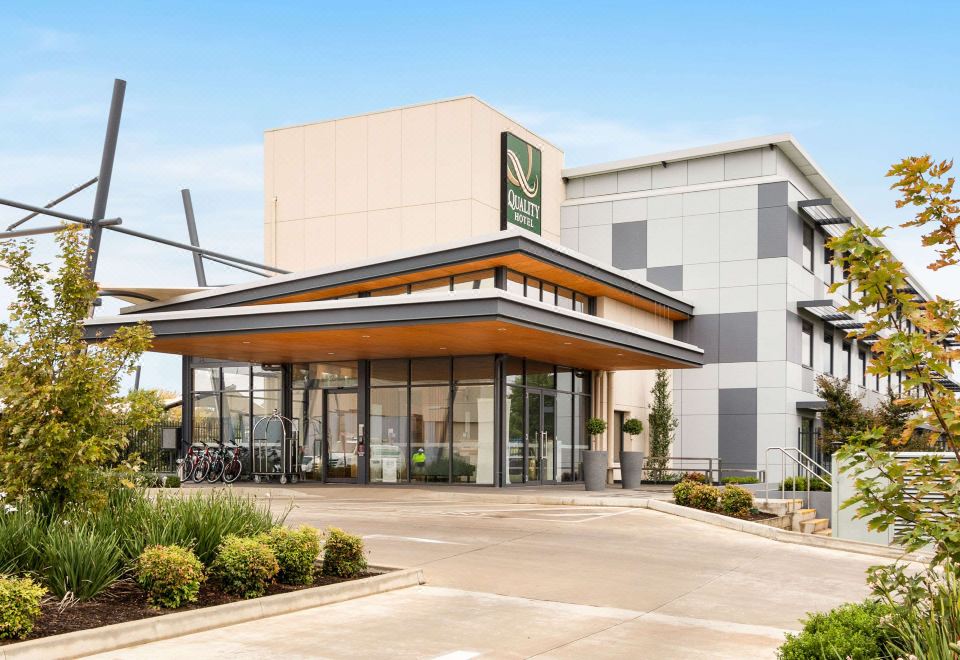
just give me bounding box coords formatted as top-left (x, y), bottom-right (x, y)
top-left (221, 443), bottom-right (243, 484)
top-left (192, 444), bottom-right (214, 483)
top-left (177, 443), bottom-right (203, 482)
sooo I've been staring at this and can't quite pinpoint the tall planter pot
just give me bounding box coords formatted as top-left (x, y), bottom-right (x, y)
top-left (620, 451), bottom-right (645, 489)
top-left (583, 450), bottom-right (608, 492)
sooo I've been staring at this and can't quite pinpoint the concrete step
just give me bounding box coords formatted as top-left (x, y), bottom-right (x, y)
top-left (800, 518), bottom-right (829, 534)
top-left (813, 528), bottom-right (833, 537)
top-left (797, 508), bottom-right (817, 520)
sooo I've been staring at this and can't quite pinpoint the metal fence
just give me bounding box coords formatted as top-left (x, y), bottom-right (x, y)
top-left (124, 415), bottom-right (181, 474)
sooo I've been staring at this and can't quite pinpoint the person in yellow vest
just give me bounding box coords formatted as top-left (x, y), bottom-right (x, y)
top-left (412, 447), bottom-right (426, 479)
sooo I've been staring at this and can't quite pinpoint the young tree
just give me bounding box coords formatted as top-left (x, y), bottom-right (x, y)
top-left (815, 374), bottom-right (871, 454)
top-left (830, 155), bottom-right (960, 566)
top-left (0, 228), bottom-right (155, 511)
top-left (647, 369), bottom-right (677, 481)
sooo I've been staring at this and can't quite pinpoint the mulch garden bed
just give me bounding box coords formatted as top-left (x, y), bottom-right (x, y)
top-left (741, 510), bottom-right (779, 522)
top-left (2, 571), bottom-right (378, 645)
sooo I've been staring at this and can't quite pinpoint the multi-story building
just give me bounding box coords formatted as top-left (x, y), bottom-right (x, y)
top-left (88, 96), bottom-right (948, 486)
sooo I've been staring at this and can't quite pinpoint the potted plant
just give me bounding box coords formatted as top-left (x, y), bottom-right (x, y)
top-left (620, 417), bottom-right (645, 489)
top-left (583, 417), bottom-right (608, 491)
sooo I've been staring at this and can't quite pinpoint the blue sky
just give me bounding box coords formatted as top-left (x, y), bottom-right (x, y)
top-left (2, 1), bottom-right (958, 393)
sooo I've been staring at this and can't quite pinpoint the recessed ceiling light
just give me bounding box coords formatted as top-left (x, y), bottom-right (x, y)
top-left (439, 347), bottom-right (447, 350)
top-left (616, 353), bottom-right (624, 356)
top-left (241, 341), bottom-right (251, 345)
top-left (563, 342), bottom-right (572, 345)
top-left (327, 352), bottom-right (335, 356)
top-left (497, 327), bottom-right (507, 332)
top-left (361, 335), bottom-right (371, 339)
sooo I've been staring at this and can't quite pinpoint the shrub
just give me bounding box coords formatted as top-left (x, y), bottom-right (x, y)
top-left (781, 476), bottom-right (831, 492)
top-left (136, 545), bottom-right (205, 609)
top-left (721, 476), bottom-right (759, 485)
top-left (162, 475), bottom-right (181, 488)
top-left (43, 522), bottom-right (125, 600)
top-left (622, 418), bottom-right (643, 437)
top-left (210, 536), bottom-right (278, 599)
top-left (681, 471), bottom-right (708, 484)
top-left (672, 480), bottom-right (694, 506)
top-left (0, 575), bottom-right (46, 640)
top-left (0, 497), bottom-right (47, 575)
top-left (258, 526), bottom-right (321, 585)
top-left (720, 485), bottom-right (754, 518)
top-left (322, 528), bottom-right (367, 578)
top-left (687, 484), bottom-right (720, 512)
top-left (777, 600), bottom-right (896, 660)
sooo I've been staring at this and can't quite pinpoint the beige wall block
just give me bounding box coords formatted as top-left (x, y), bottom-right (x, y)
top-left (304, 121), bottom-right (336, 219)
top-left (303, 216), bottom-right (337, 269)
top-left (275, 219), bottom-right (305, 271)
top-left (335, 117), bottom-right (368, 215)
top-left (596, 296), bottom-right (674, 338)
top-left (263, 222), bottom-right (276, 267)
top-left (471, 200), bottom-right (499, 237)
top-left (435, 199), bottom-right (471, 244)
top-left (335, 212), bottom-right (368, 263)
top-left (402, 105), bottom-right (437, 206)
top-left (273, 127), bottom-right (305, 222)
top-left (470, 101), bottom-right (497, 210)
top-left (436, 99), bottom-right (472, 203)
top-left (367, 208), bottom-right (403, 259)
top-left (367, 111), bottom-right (402, 211)
top-left (401, 204), bottom-right (436, 250)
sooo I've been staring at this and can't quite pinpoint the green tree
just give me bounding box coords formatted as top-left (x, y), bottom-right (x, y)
top-left (0, 228), bottom-right (155, 511)
top-left (829, 155), bottom-right (960, 566)
top-left (647, 369), bottom-right (677, 481)
top-left (816, 374), bottom-right (872, 454)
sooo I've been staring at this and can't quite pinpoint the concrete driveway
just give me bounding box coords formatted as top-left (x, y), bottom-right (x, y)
top-left (93, 486), bottom-right (883, 659)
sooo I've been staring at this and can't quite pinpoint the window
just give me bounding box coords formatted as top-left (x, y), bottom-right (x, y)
top-left (506, 271), bottom-right (524, 296)
top-left (524, 278), bottom-right (541, 302)
top-left (802, 223), bottom-right (815, 272)
top-left (801, 321), bottom-right (813, 368)
top-left (823, 247), bottom-right (835, 284)
top-left (841, 343), bottom-right (851, 381)
top-left (613, 411), bottom-right (625, 465)
top-left (858, 350), bottom-right (867, 387)
top-left (822, 330), bottom-right (834, 374)
top-left (505, 270), bottom-right (592, 314)
top-left (453, 270), bottom-right (495, 291)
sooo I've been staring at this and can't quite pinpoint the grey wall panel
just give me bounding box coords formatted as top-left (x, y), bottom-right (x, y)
top-left (611, 221), bottom-right (647, 269)
top-left (719, 413), bottom-right (758, 470)
top-left (757, 206), bottom-right (790, 259)
top-left (645, 265), bottom-right (683, 291)
top-left (719, 387), bottom-right (757, 415)
top-left (787, 209), bottom-right (804, 264)
top-left (718, 312), bottom-right (757, 363)
top-left (758, 181), bottom-right (788, 209)
top-left (675, 313), bottom-right (719, 363)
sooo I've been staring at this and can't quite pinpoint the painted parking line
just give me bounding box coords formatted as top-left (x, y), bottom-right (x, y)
top-left (431, 652), bottom-right (481, 660)
top-left (363, 533), bottom-right (468, 545)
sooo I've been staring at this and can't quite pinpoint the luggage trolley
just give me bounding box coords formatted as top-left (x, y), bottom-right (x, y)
top-left (250, 409), bottom-right (301, 484)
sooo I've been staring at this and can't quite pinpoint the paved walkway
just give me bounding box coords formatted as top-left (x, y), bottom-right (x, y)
top-left (96, 486), bottom-right (885, 659)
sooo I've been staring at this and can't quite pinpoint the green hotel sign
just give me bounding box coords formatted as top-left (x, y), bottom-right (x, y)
top-left (500, 132), bottom-right (542, 235)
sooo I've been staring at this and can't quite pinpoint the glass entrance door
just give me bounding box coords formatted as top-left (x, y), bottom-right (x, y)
top-left (526, 390), bottom-right (557, 484)
top-left (324, 390), bottom-right (359, 482)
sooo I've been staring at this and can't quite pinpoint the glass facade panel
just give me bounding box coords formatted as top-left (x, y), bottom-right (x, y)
top-left (252, 365), bottom-right (281, 391)
top-left (574, 395), bottom-right (591, 480)
top-left (452, 384), bottom-right (495, 484)
top-left (556, 393), bottom-right (574, 481)
top-left (506, 271), bottom-right (524, 296)
top-left (326, 390), bottom-right (359, 480)
top-left (574, 294), bottom-right (589, 314)
top-left (505, 386), bottom-right (525, 485)
top-left (221, 391), bottom-right (250, 444)
top-left (541, 283), bottom-right (557, 305)
top-left (557, 287), bottom-right (573, 310)
top-left (222, 366), bottom-right (250, 392)
top-left (453, 270), bottom-right (495, 291)
top-left (294, 362), bottom-right (358, 389)
top-left (411, 357), bottom-right (449, 385)
top-left (193, 367), bottom-right (220, 392)
top-left (505, 358), bottom-right (523, 386)
top-left (525, 278), bottom-right (541, 302)
top-left (293, 387), bottom-right (323, 480)
top-left (371, 285), bottom-right (408, 297)
top-left (556, 366), bottom-right (573, 392)
top-left (454, 356), bottom-right (494, 383)
top-left (411, 278), bottom-right (451, 295)
top-left (410, 385), bottom-right (449, 483)
top-left (371, 359), bottom-right (408, 386)
top-left (192, 393), bottom-right (220, 444)
top-left (801, 321), bottom-right (813, 368)
top-left (526, 361), bottom-right (555, 389)
top-left (370, 387), bottom-right (408, 483)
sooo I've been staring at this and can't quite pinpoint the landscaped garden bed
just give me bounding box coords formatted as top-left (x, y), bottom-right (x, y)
top-left (671, 472), bottom-right (774, 521)
top-left (0, 488), bottom-right (372, 645)
top-left (8, 569), bottom-right (379, 644)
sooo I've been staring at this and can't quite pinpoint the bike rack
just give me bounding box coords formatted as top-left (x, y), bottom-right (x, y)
top-left (250, 409), bottom-right (301, 484)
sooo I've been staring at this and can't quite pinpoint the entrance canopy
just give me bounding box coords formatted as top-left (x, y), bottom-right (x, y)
top-left (85, 290), bottom-right (703, 371)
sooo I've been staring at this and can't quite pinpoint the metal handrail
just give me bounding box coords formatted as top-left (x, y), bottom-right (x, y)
top-left (763, 447), bottom-right (831, 508)
top-left (639, 456), bottom-right (723, 484)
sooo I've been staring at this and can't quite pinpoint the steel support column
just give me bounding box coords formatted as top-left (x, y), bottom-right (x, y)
top-left (86, 79), bottom-right (126, 280)
top-left (180, 189), bottom-right (207, 286)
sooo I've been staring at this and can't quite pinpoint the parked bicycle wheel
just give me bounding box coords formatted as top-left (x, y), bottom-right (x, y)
top-left (192, 457), bottom-right (211, 483)
top-left (222, 458), bottom-right (242, 484)
top-left (177, 457), bottom-right (195, 482)
top-left (207, 454), bottom-right (225, 483)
